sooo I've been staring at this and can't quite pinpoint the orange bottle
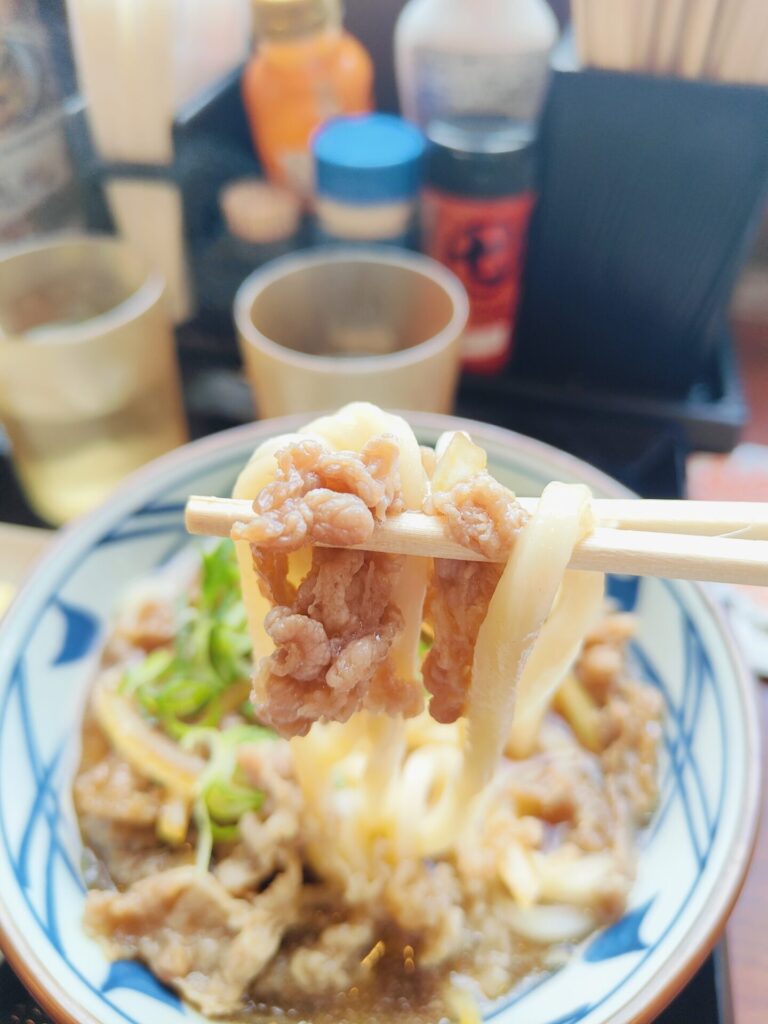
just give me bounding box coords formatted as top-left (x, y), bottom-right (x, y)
top-left (242, 0), bottom-right (373, 198)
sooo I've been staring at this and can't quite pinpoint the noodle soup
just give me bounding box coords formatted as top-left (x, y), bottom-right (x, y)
top-left (74, 404), bottom-right (662, 1021)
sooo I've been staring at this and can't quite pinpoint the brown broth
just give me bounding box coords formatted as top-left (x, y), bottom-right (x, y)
top-left (76, 710), bottom-right (550, 1023)
top-left (74, 642), bottom-right (662, 1024)
top-left (238, 929), bottom-right (546, 1024)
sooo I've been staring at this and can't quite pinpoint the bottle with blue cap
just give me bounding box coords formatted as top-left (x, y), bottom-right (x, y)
top-left (311, 113), bottom-right (426, 247)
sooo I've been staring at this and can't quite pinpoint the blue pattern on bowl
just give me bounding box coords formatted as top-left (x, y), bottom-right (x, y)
top-left (102, 961), bottom-right (181, 1009)
top-left (584, 900), bottom-right (653, 962)
top-left (0, 418), bottom-right (758, 1024)
top-left (50, 599), bottom-right (100, 667)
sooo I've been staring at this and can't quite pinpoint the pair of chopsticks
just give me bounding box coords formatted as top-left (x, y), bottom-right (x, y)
top-left (573, 0), bottom-right (768, 85)
top-left (185, 496), bottom-right (768, 587)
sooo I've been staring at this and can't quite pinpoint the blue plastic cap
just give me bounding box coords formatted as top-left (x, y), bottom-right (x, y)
top-left (313, 114), bottom-right (426, 204)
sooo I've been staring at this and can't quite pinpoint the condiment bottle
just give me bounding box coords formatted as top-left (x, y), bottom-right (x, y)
top-left (220, 178), bottom-right (302, 255)
top-left (205, 178), bottom-right (303, 310)
top-left (395, 0), bottom-right (558, 129)
top-left (422, 117), bottom-right (536, 375)
top-left (242, 0), bottom-right (373, 198)
top-left (312, 114), bottom-right (425, 245)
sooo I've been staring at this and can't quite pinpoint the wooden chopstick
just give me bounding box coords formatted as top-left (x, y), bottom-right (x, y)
top-left (571, 0), bottom-right (591, 66)
top-left (572, 0), bottom-right (768, 84)
top-left (650, 0), bottom-right (688, 75)
top-left (635, 0), bottom-right (659, 73)
top-left (185, 496), bottom-right (768, 587)
top-left (187, 495), bottom-right (768, 541)
top-left (716, 0), bottom-right (765, 83)
top-left (521, 497), bottom-right (768, 539)
top-left (574, 528), bottom-right (768, 585)
top-left (703, 0), bottom-right (741, 79)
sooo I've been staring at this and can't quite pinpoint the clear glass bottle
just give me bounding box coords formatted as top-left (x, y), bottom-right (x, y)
top-left (395, 0), bottom-right (559, 129)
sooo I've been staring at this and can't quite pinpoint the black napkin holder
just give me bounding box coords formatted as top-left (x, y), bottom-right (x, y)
top-left (513, 64), bottom-right (768, 399)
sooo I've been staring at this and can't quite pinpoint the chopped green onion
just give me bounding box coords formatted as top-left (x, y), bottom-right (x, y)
top-left (117, 542), bottom-right (277, 867)
top-left (182, 723), bottom-right (274, 868)
top-left (205, 779), bottom-right (264, 823)
top-left (120, 648), bottom-right (176, 697)
top-left (194, 680), bottom-right (253, 731)
top-left (119, 541), bottom-right (256, 738)
top-left (155, 676), bottom-right (217, 719)
top-left (210, 822), bottom-right (240, 844)
top-left (200, 540), bottom-right (243, 614)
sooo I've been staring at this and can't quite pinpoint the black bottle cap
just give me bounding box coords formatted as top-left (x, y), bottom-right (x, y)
top-left (425, 116), bottom-right (536, 198)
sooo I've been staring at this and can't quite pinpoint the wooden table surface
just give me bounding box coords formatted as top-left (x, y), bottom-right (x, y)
top-left (726, 684), bottom-right (768, 1024)
top-left (724, 321), bottom-right (768, 1024)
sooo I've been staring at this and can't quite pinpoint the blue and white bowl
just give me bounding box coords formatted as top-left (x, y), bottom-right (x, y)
top-left (0, 415), bottom-right (760, 1024)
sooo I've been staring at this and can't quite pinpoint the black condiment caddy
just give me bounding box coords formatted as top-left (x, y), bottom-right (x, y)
top-left (507, 52), bottom-right (767, 429)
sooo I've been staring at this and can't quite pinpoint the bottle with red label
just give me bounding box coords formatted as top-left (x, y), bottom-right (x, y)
top-left (421, 117), bottom-right (536, 374)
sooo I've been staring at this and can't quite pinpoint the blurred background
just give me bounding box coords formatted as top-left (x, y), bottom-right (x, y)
top-left (0, 0), bottom-right (766, 527)
top-left (0, 2), bottom-right (767, 1017)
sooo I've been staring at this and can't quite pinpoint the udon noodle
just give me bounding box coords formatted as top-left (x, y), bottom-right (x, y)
top-left (76, 403), bottom-right (662, 1021)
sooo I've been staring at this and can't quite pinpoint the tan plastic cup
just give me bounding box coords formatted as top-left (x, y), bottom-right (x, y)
top-left (0, 235), bottom-right (188, 524)
top-left (235, 248), bottom-right (469, 418)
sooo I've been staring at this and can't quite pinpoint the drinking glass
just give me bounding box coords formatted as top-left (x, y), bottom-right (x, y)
top-left (0, 235), bottom-right (188, 524)
top-left (235, 247), bottom-right (468, 417)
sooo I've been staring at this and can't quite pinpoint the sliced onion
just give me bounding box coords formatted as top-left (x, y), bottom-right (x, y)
top-left (505, 903), bottom-right (597, 945)
top-left (93, 670), bottom-right (203, 800)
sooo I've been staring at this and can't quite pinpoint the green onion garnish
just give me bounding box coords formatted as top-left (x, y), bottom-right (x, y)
top-left (119, 540), bottom-right (257, 739)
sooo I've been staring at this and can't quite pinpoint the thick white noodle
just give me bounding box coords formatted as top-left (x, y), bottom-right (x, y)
top-left (233, 431), bottom-right (307, 661)
top-left (235, 404), bottom-right (431, 868)
top-left (234, 413), bottom-right (606, 888)
top-left (463, 482), bottom-right (595, 796)
top-left (508, 569), bottom-right (605, 758)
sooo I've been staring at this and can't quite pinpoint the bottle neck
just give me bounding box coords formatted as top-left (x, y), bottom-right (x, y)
top-left (258, 23), bottom-right (342, 57)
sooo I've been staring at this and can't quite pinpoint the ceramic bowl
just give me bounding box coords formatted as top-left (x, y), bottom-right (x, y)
top-left (0, 414), bottom-right (760, 1024)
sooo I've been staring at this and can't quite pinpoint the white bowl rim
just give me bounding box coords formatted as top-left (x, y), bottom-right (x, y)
top-left (0, 411), bottom-right (761, 1024)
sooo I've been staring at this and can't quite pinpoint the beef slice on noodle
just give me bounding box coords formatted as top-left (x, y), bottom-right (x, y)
top-left (234, 435), bottom-right (424, 737)
top-left (254, 549), bottom-right (423, 736)
top-left (422, 471), bottom-right (528, 724)
top-left (234, 436), bottom-right (403, 551)
top-left (214, 740), bottom-right (303, 896)
top-left (422, 560), bottom-right (502, 724)
top-left (427, 471), bottom-right (528, 562)
top-left (238, 423), bottom-right (531, 733)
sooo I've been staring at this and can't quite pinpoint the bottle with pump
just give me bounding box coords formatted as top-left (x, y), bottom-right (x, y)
top-left (243, 0), bottom-right (373, 198)
top-left (395, 0), bottom-right (559, 129)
